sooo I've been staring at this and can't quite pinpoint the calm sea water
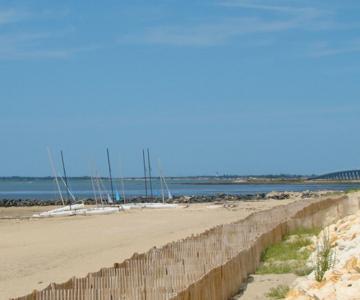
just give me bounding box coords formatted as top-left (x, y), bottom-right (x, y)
top-left (0, 178), bottom-right (359, 200)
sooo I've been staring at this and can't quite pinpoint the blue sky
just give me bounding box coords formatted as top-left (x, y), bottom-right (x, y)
top-left (1, 0), bottom-right (360, 176)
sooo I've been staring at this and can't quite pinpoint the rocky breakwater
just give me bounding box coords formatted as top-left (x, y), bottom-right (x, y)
top-left (0, 194), bottom-right (265, 207)
top-left (265, 190), bottom-right (331, 200)
top-left (286, 211), bottom-right (360, 300)
top-left (173, 190), bottom-right (331, 203)
top-left (0, 190), bottom-right (334, 207)
top-left (173, 193), bottom-right (266, 203)
top-left (0, 198), bottom-right (65, 207)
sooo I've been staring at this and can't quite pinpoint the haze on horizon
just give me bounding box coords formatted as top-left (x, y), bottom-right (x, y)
top-left (1, 0), bottom-right (360, 177)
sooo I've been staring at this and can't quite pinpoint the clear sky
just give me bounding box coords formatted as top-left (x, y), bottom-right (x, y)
top-left (1, 0), bottom-right (360, 177)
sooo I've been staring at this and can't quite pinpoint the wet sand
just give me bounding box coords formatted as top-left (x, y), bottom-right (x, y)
top-left (1, 199), bottom-right (300, 299)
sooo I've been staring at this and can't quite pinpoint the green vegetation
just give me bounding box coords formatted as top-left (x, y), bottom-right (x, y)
top-left (289, 227), bottom-right (321, 236)
top-left (266, 285), bottom-right (290, 299)
top-left (257, 228), bottom-right (320, 275)
top-left (260, 237), bottom-right (311, 261)
top-left (345, 188), bottom-right (360, 194)
top-left (256, 262), bottom-right (295, 274)
top-left (314, 229), bottom-right (335, 282)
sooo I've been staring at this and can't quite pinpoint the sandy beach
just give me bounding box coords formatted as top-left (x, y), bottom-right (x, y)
top-left (0, 198), bottom-right (302, 299)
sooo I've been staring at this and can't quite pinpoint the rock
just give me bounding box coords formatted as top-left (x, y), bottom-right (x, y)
top-left (286, 210), bottom-right (360, 300)
top-left (266, 191), bottom-right (291, 200)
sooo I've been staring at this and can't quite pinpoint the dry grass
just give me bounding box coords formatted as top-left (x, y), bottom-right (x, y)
top-left (266, 285), bottom-right (290, 299)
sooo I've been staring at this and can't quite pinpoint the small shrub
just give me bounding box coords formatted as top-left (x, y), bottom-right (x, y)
top-left (314, 229), bottom-right (336, 282)
top-left (266, 285), bottom-right (290, 299)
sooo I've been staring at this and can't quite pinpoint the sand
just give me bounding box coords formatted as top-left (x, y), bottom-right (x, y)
top-left (0, 199), bottom-right (299, 299)
top-left (233, 274), bottom-right (298, 300)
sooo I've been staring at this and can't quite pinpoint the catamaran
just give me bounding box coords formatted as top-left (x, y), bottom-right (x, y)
top-left (158, 158), bottom-right (173, 202)
top-left (33, 148), bottom-right (85, 217)
top-left (33, 149), bottom-right (124, 218)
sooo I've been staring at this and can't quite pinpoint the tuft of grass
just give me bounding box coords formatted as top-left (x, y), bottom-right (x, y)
top-left (314, 229), bottom-right (336, 282)
top-left (257, 262), bottom-right (293, 274)
top-left (266, 285), bottom-right (290, 299)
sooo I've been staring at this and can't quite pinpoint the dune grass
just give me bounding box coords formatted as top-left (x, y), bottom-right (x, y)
top-left (346, 188), bottom-right (360, 194)
top-left (266, 285), bottom-right (290, 299)
top-left (256, 263), bottom-right (294, 274)
top-left (260, 237), bottom-right (311, 261)
top-left (288, 227), bottom-right (321, 236)
top-left (314, 229), bottom-right (336, 282)
top-left (256, 227), bottom-right (320, 275)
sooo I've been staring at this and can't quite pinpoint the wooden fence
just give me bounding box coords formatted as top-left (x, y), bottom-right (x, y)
top-left (11, 194), bottom-right (359, 300)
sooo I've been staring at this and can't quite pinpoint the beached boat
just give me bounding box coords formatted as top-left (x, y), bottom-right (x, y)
top-left (35, 148), bottom-right (125, 218)
top-left (33, 205), bottom-right (128, 218)
top-left (122, 203), bottom-right (178, 210)
top-left (158, 159), bottom-right (173, 202)
top-left (33, 203), bottom-right (85, 217)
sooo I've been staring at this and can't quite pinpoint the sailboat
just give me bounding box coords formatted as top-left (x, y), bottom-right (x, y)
top-left (84, 148), bottom-right (130, 213)
top-left (127, 158), bottom-right (176, 209)
top-left (33, 149), bottom-right (124, 218)
top-left (158, 159), bottom-right (173, 202)
top-left (117, 157), bottom-right (126, 204)
top-left (33, 148), bottom-right (85, 217)
top-left (83, 149), bottom-right (129, 214)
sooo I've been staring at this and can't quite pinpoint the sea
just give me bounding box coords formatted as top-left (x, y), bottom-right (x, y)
top-left (0, 178), bottom-right (360, 200)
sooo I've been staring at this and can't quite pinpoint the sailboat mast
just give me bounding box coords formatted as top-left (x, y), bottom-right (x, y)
top-left (158, 159), bottom-right (172, 200)
top-left (90, 175), bottom-right (98, 207)
top-left (60, 150), bottom-right (71, 207)
top-left (95, 173), bottom-right (104, 206)
top-left (158, 159), bottom-right (165, 203)
top-left (47, 147), bottom-right (64, 206)
top-left (119, 159), bottom-right (126, 204)
top-left (147, 148), bottom-right (153, 198)
top-left (142, 149), bottom-right (148, 199)
top-left (106, 148), bottom-right (115, 202)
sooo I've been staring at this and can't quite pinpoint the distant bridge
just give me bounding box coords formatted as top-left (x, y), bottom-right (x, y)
top-left (312, 170), bottom-right (360, 181)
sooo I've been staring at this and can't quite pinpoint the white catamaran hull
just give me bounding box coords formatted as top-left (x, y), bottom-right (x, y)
top-left (122, 203), bottom-right (178, 210)
top-left (32, 203), bottom-right (177, 218)
top-left (32, 205), bottom-right (131, 218)
top-left (33, 204), bottom-right (85, 217)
